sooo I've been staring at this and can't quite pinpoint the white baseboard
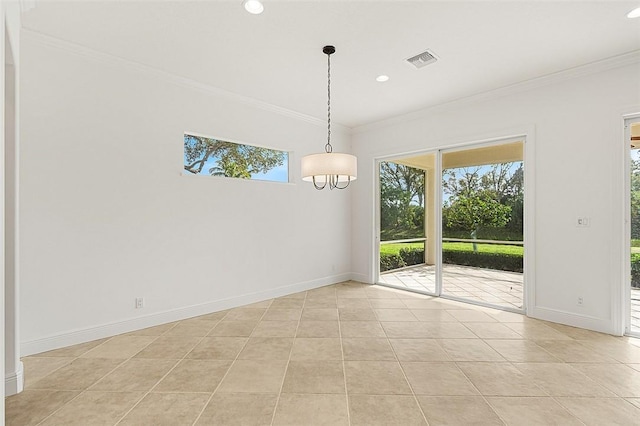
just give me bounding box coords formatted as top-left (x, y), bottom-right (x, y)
top-left (5, 361), bottom-right (24, 396)
top-left (22, 273), bottom-right (352, 356)
top-left (349, 272), bottom-right (371, 284)
top-left (528, 305), bottom-right (617, 335)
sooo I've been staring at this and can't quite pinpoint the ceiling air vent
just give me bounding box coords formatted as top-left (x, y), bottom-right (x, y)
top-left (405, 50), bottom-right (438, 69)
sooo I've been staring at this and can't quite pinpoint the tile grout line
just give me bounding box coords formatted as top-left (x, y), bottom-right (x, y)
top-left (33, 322), bottom-right (179, 426)
top-left (110, 315), bottom-right (226, 426)
top-left (452, 357), bottom-right (514, 426)
top-left (548, 395), bottom-right (589, 426)
top-left (449, 315), bottom-right (543, 425)
top-left (268, 291), bottom-right (308, 426)
top-left (16, 284), bottom-right (640, 425)
top-left (381, 307), bottom-right (432, 426)
top-left (190, 299), bottom-right (275, 426)
top-left (338, 284), bottom-right (368, 426)
top-left (27, 333), bottom-right (120, 390)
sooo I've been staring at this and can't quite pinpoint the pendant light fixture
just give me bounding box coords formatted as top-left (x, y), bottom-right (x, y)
top-left (302, 45), bottom-right (357, 190)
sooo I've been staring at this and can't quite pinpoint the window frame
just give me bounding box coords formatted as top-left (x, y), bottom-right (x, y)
top-left (182, 131), bottom-right (291, 184)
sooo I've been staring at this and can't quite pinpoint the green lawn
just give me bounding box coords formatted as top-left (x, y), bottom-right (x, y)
top-left (443, 242), bottom-right (523, 255)
top-left (380, 241), bottom-right (523, 256)
top-left (379, 242), bottom-right (423, 256)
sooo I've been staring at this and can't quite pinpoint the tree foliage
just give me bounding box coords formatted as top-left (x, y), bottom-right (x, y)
top-left (184, 134), bottom-right (285, 178)
top-left (631, 157), bottom-right (640, 239)
top-left (444, 192), bottom-right (511, 231)
top-left (380, 162), bottom-right (425, 240)
top-left (443, 163), bottom-right (523, 238)
top-left (379, 160), bottom-right (524, 242)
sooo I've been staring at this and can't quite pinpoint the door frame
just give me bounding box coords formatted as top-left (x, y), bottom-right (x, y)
top-left (374, 150), bottom-right (440, 297)
top-left (373, 130), bottom-right (535, 315)
top-left (624, 114), bottom-right (640, 337)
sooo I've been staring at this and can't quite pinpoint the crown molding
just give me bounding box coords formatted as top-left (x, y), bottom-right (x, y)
top-left (353, 49), bottom-right (640, 135)
top-left (21, 29), bottom-right (352, 133)
top-left (20, 0), bottom-right (36, 14)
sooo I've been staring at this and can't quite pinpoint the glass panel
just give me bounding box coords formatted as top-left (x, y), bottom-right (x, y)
top-left (378, 154), bottom-right (436, 294)
top-left (441, 142), bottom-right (524, 310)
top-left (630, 127), bottom-right (640, 333)
top-left (184, 133), bottom-right (289, 183)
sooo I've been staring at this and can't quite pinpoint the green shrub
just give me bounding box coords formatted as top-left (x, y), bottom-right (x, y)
top-left (380, 253), bottom-right (406, 272)
top-left (399, 247), bottom-right (424, 266)
top-left (442, 227), bottom-right (523, 241)
top-left (632, 254), bottom-right (640, 288)
top-left (442, 249), bottom-right (523, 272)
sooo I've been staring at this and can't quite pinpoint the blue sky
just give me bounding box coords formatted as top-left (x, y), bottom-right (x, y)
top-left (185, 150), bottom-right (289, 183)
top-left (251, 161), bottom-right (289, 182)
top-left (442, 162), bottom-right (522, 204)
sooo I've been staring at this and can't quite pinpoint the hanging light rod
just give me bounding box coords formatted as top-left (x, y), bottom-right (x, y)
top-left (301, 45), bottom-right (357, 190)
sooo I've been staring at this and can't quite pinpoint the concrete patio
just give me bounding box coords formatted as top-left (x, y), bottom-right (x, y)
top-left (380, 263), bottom-right (640, 332)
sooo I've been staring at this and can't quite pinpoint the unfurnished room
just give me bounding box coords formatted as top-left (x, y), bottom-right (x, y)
top-left (2, 1), bottom-right (640, 425)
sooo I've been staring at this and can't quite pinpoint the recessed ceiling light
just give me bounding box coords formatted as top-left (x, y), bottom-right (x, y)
top-left (627, 7), bottom-right (640, 18)
top-left (243, 0), bottom-right (264, 15)
top-left (376, 75), bottom-right (390, 82)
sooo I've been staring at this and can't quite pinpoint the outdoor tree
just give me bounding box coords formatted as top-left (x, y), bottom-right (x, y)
top-left (380, 162), bottom-right (425, 240)
top-left (444, 192), bottom-right (511, 233)
top-left (631, 156), bottom-right (640, 239)
top-left (443, 162), bottom-right (523, 239)
top-left (443, 167), bottom-right (482, 198)
top-left (184, 134), bottom-right (286, 177)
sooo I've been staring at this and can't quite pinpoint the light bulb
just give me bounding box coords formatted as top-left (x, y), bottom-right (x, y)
top-left (243, 0), bottom-right (264, 15)
top-left (627, 7), bottom-right (640, 18)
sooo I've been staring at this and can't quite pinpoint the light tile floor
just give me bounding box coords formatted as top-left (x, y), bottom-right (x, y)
top-left (7, 281), bottom-right (640, 425)
top-left (379, 264), bottom-right (523, 309)
top-left (381, 265), bottom-right (640, 331)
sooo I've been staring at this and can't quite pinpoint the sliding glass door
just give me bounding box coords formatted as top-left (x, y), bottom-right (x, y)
top-left (628, 117), bottom-right (640, 336)
top-left (378, 153), bottom-right (437, 294)
top-left (441, 142), bottom-right (524, 311)
top-left (376, 139), bottom-right (525, 313)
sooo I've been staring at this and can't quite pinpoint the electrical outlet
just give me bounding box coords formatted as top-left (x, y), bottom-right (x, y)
top-left (577, 297), bottom-right (583, 306)
top-left (135, 297), bottom-right (145, 309)
top-left (576, 217), bottom-right (590, 227)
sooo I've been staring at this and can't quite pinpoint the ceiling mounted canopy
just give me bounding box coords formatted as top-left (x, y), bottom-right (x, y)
top-left (301, 45), bottom-right (357, 190)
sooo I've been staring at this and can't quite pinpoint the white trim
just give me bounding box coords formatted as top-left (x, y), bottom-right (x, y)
top-left (624, 113), bottom-right (640, 336)
top-left (529, 306), bottom-right (616, 336)
top-left (523, 128), bottom-right (535, 316)
top-left (435, 149), bottom-right (443, 296)
top-left (20, 30), bottom-right (351, 133)
top-left (439, 135), bottom-right (529, 313)
top-left (180, 171), bottom-right (296, 186)
top-left (1, 3), bottom-right (6, 415)
top-left (349, 272), bottom-right (369, 284)
top-left (21, 273), bottom-right (351, 356)
top-left (20, 0), bottom-right (36, 14)
top-left (372, 130), bottom-right (532, 314)
top-left (373, 158), bottom-right (381, 284)
top-left (353, 50), bottom-right (640, 135)
top-left (5, 362), bottom-right (23, 396)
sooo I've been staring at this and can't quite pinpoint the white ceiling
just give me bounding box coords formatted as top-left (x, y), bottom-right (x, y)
top-left (22, 1), bottom-right (640, 128)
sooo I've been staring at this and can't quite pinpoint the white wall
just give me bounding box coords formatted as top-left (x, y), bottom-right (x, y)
top-left (19, 33), bottom-right (352, 355)
top-left (4, 0), bottom-right (23, 398)
top-left (351, 59), bottom-right (640, 335)
top-left (1, 2), bottom-right (7, 414)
